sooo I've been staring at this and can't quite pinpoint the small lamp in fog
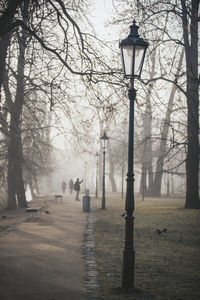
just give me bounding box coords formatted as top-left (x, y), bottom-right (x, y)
top-left (100, 132), bottom-right (109, 150)
top-left (119, 20), bottom-right (149, 290)
top-left (95, 151), bottom-right (99, 198)
top-left (100, 132), bottom-right (109, 209)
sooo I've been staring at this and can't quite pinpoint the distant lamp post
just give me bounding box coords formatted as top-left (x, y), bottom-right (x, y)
top-left (119, 20), bottom-right (148, 290)
top-left (100, 132), bottom-right (109, 209)
top-left (95, 151), bottom-right (99, 198)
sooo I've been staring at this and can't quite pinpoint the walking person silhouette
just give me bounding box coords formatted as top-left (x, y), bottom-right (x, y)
top-left (74, 178), bottom-right (83, 201)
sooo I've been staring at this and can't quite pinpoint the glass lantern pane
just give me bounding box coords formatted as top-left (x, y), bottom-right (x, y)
top-left (122, 45), bottom-right (134, 76)
top-left (134, 45), bottom-right (145, 76)
top-left (103, 139), bottom-right (106, 149)
top-left (105, 138), bottom-right (109, 148)
top-left (101, 134), bottom-right (109, 149)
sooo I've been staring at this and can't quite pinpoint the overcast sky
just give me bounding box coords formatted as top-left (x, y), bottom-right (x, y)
top-left (90, 0), bottom-right (120, 40)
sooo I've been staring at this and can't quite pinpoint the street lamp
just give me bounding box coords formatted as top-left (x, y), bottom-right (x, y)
top-left (119, 20), bottom-right (148, 290)
top-left (95, 151), bottom-right (99, 198)
top-left (100, 132), bottom-right (109, 209)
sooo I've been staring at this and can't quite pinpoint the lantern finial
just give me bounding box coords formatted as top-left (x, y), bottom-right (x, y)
top-left (129, 20), bottom-right (139, 38)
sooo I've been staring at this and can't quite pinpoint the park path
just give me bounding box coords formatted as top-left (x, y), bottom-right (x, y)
top-left (0, 194), bottom-right (88, 300)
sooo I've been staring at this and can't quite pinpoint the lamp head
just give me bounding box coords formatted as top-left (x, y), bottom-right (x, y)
top-left (100, 132), bottom-right (109, 149)
top-left (119, 20), bottom-right (149, 78)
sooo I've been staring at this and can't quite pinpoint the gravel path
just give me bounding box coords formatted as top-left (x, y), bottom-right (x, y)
top-left (0, 195), bottom-right (88, 300)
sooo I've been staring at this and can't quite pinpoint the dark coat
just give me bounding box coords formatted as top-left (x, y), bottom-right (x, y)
top-left (74, 179), bottom-right (83, 191)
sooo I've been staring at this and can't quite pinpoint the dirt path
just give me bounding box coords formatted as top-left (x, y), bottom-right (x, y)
top-left (0, 195), bottom-right (87, 300)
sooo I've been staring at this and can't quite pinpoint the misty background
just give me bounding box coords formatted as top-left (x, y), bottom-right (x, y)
top-left (0, 0), bottom-right (199, 210)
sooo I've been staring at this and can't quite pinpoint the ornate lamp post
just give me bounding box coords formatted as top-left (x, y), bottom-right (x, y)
top-left (119, 20), bottom-right (148, 290)
top-left (95, 151), bottom-right (99, 198)
top-left (100, 132), bottom-right (109, 209)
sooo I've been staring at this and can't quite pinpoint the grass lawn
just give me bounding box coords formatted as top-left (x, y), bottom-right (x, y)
top-left (93, 195), bottom-right (200, 299)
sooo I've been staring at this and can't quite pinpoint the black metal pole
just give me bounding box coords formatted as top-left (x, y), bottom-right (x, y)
top-left (121, 164), bottom-right (124, 199)
top-left (102, 150), bottom-right (106, 209)
top-left (122, 78), bottom-right (136, 290)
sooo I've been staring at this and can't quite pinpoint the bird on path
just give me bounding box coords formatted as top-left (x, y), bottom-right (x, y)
top-left (156, 228), bottom-right (168, 234)
top-left (45, 210), bottom-right (50, 214)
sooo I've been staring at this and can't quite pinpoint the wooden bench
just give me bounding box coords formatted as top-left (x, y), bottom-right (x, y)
top-left (26, 207), bottom-right (43, 219)
top-left (54, 195), bottom-right (63, 203)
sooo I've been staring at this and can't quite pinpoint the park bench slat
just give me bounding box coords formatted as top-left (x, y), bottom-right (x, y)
top-left (26, 207), bottom-right (43, 219)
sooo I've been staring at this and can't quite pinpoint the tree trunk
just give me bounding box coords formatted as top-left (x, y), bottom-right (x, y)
top-left (0, 31), bottom-right (12, 141)
top-left (147, 164), bottom-right (154, 196)
top-left (7, 130), bottom-right (26, 208)
top-left (0, 0), bottom-right (24, 38)
top-left (149, 49), bottom-right (184, 197)
top-left (108, 145), bottom-right (117, 193)
top-left (7, 28), bottom-right (27, 209)
top-left (0, 32), bottom-right (11, 93)
top-left (181, 0), bottom-right (200, 208)
top-left (140, 166), bottom-right (147, 200)
top-left (33, 172), bottom-right (40, 194)
top-left (99, 120), bottom-right (103, 191)
top-left (140, 50), bottom-right (155, 196)
top-left (29, 180), bottom-right (37, 199)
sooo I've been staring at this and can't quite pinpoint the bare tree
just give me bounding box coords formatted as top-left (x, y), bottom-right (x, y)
top-left (0, 0), bottom-right (120, 209)
top-left (112, 0), bottom-right (199, 207)
top-left (148, 48), bottom-right (185, 196)
top-left (139, 49), bottom-right (155, 197)
top-left (181, 0), bottom-right (199, 208)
